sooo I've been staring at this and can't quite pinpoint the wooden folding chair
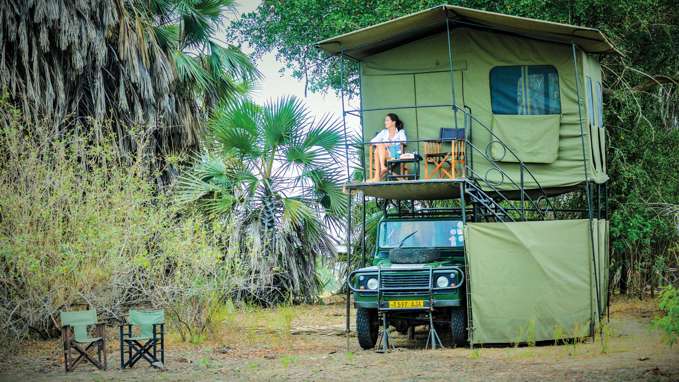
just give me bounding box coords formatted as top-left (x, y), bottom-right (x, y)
top-left (60, 310), bottom-right (107, 372)
top-left (120, 309), bottom-right (165, 369)
top-left (423, 128), bottom-right (465, 179)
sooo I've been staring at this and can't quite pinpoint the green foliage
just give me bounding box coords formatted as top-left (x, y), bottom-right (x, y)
top-left (653, 285), bottom-right (679, 347)
top-left (177, 97), bottom-right (347, 304)
top-left (1, 0), bottom-right (260, 180)
top-left (0, 101), bottom-right (242, 344)
top-left (232, 0), bottom-right (679, 295)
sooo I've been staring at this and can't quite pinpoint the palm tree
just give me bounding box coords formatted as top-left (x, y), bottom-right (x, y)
top-left (0, 0), bottom-right (260, 178)
top-left (177, 96), bottom-right (347, 304)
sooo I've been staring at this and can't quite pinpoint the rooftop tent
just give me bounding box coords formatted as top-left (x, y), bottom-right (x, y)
top-left (317, 5), bottom-right (618, 58)
top-left (317, 5), bottom-right (614, 192)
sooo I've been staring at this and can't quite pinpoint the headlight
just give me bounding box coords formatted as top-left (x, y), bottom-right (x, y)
top-left (366, 278), bottom-right (379, 290)
top-left (436, 275), bottom-right (449, 288)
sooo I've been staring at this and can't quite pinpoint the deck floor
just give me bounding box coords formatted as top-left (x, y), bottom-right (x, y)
top-left (344, 179), bottom-right (466, 200)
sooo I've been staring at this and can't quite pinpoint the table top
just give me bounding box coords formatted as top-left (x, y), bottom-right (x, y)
top-left (387, 154), bottom-right (422, 164)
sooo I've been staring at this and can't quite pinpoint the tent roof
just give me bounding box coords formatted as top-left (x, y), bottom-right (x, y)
top-left (316, 5), bottom-right (618, 59)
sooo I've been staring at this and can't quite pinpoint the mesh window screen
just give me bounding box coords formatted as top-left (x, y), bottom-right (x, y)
top-left (596, 81), bottom-right (604, 128)
top-left (586, 76), bottom-right (595, 126)
top-left (490, 65), bottom-right (561, 115)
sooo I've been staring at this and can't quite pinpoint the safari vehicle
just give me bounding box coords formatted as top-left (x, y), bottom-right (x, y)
top-left (349, 216), bottom-right (467, 349)
top-left (316, 5), bottom-right (614, 350)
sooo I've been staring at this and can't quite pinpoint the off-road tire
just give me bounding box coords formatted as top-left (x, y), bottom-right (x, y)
top-left (356, 308), bottom-right (378, 349)
top-left (389, 248), bottom-right (441, 264)
top-left (450, 308), bottom-right (467, 346)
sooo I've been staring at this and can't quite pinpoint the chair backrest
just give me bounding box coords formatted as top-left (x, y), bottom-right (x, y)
top-left (129, 309), bottom-right (164, 338)
top-left (60, 310), bottom-right (97, 342)
top-left (440, 128), bottom-right (465, 141)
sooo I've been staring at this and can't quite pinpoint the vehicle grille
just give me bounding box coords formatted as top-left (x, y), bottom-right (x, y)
top-left (380, 271), bottom-right (431, 290)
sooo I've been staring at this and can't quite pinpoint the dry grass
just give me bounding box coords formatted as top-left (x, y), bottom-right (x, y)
top-left (1, 297), bottom-right (677, 381)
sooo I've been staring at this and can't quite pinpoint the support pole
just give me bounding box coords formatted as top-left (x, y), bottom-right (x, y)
top-left (445, 16), bottom-right (459, 130)
top-left (361, 192), bottom-right (366, 267)
top-left (571, 43), bottom-right (601, 337)
top-left (339, 50), bottom-right (353, 352)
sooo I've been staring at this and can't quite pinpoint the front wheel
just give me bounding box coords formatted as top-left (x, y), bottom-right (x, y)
top-left (450, 308), bottom-right (467, 346)
top-left (356, 308), bottom-right (378, 349)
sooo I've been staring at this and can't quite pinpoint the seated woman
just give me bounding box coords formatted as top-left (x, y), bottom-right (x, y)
top-left (370, 113), bottom-right (407, 181)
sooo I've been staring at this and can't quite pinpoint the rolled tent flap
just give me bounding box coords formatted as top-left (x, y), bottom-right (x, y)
top-left (491, 114), bottom-right (561, 164)
top-left (465, 220), bottom-right (597, 344)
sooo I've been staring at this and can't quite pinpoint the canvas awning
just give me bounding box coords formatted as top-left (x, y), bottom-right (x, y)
top-left (316, 5), bottom-right (619, 58)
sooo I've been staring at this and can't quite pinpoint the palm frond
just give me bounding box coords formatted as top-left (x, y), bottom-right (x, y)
top-left (173, 50), bottom-right (213, 92)
top-left (261, 96), bottom-right (308, 149)
top-left (208, 41), bottom-right (261, 82)
top-left (153, 23), bottom-right (179, 50)
top-left (209, 101), bottom-right (260, 157)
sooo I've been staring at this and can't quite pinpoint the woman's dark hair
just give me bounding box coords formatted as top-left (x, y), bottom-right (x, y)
top-left (386, 113), bottom-right (404, 131)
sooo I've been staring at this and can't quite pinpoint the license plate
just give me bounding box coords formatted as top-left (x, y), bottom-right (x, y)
top-left (388, 300), bottom-right (424, 309)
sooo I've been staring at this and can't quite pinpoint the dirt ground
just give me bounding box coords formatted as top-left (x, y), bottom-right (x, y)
top-left (1, 297), bottom-right (677, 382)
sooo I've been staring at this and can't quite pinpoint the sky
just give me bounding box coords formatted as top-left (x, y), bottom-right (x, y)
top-left (222, 0), bottom-right (362, 191)
top-left (225, 1), bottom-right (359, 131)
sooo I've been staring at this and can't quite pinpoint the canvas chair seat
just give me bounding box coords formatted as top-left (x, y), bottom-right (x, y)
top-left (74, 336), bottom-right (102, 343)
top-left (125, 335), bottom-right (152, 341)
top-left (60, 309), bottom-right (107, 372)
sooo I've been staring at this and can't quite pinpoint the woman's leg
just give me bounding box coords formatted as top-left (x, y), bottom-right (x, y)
top-left (377, 144), bottom-right (389, 177)
top-left (371, 144), bottom-right (380, 181)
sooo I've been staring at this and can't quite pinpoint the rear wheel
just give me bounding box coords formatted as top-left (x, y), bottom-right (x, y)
top-left (356, 308), bottom-right (378, 349)
top-left (450, 308), bottom-right (467, 346)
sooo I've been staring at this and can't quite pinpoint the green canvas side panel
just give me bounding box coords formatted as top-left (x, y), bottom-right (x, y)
top-left (591, 219), bottom-right (600, 324)
top-left (490, 115), bottom-right (560, 163)
top-left (583, 54), bottom-right (602, 178)
top-left (361, 32), bottom-right (464, 75)
top-left (362, 74), bottom-right (415, 110)
top-left (589, 56), bottom-right (607, 175)
top-left (598, 219), bottom-right (609, 311)
top-left (465, 220), bottom-right (592, 344)
top-left (456, 28), bottom-right (598, 189)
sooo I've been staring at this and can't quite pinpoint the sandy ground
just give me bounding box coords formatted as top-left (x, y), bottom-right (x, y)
top-left (0, 297), bottom-right (677, 381)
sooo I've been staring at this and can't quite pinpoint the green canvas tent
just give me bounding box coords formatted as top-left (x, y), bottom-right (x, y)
top-left (318, 4), bottom-right (613, 192)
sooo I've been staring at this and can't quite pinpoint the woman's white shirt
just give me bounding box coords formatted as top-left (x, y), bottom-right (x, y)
top-left (370, 129), bottom-right (407, 144)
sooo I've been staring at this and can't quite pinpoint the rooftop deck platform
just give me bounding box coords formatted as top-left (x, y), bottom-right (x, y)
top-left (345, 179), bottom-right (465, 200)
top-left (345, 178), bottom-right (581, 201)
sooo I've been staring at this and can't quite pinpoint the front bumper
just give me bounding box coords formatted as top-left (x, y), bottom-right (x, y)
top-left (348, 265), bottom-right (465, 311)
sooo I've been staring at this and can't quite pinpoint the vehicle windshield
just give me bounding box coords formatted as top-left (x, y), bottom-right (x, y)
top-left (378, 220), bottom-right (464, 249)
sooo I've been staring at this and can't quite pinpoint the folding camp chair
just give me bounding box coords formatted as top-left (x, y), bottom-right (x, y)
top-left (60, 309), bottom-right (107, 372)
top-left (119, 309), bottom-right (165, 369)
top-left (423, 128), bottom-right (466, 179)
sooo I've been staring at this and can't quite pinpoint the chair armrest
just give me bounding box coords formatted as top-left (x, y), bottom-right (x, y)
top-left (118, 323), bottom-right (133, 337)
top-left (152, 323), bottom-right (165, 335)
top-left (95, 322), bottom-right (106, 337)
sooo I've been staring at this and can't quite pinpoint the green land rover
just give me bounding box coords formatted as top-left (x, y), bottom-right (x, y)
top-left (348, 216), bottom-right (467, 349)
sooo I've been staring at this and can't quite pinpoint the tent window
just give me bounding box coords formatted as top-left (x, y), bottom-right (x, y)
top-left (490, 65), bottom-right (561, 115)
top-left (596, 81), bottom-right (604, 128)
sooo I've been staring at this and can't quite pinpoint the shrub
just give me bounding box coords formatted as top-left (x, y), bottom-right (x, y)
top-left (0, 102), bottom-right (243, 344)
top-left (653, 285), bottom-right (679, 347)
